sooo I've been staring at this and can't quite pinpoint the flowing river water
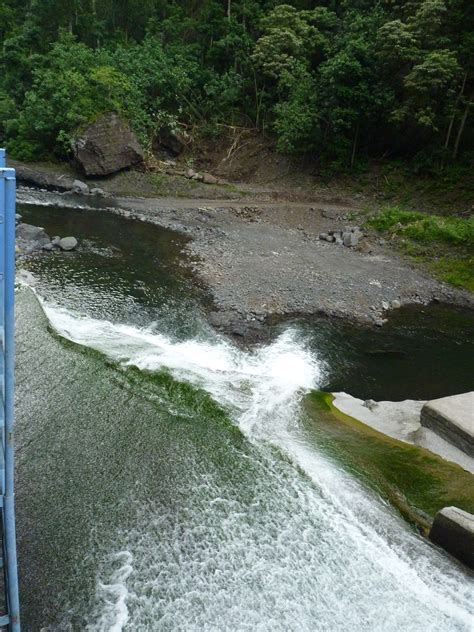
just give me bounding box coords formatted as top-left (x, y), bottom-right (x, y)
top-left (14, 197), bottom-right (474, 630)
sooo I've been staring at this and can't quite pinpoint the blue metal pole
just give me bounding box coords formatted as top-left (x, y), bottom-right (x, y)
top-left (4, 170), bottom-right (20, 630)
top-left (1, 149), bottom-right (20, 630)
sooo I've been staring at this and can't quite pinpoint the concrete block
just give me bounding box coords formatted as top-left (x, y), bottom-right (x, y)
top-left (429, 506), bottom-right (474, 568)
top-left (420, 392), bottom-right (474, 457)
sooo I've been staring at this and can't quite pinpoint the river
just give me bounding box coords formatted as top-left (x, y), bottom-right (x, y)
top-left (14, 196), bottom-right (474, 630)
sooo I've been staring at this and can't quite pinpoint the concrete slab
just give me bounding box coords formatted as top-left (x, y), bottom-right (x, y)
top-left (332, 392), bottom-right (474, 473)
top-left (429, 506), bottom-right (474, 569)
top-left (421, 392), bottom-right (474, 457)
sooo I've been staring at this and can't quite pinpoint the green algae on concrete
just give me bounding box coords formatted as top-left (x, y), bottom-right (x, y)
top-left (305, 391), bottom-right (474, 534)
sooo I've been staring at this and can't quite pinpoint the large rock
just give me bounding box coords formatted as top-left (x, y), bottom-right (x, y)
top-left (58, 236), bottom-right (78, 251)
top-left (429, 507), bottom-right (474, 568)
top-left (72, 179), bottom-right (89, 194)
top-left (73, 112), bottom-right (144, 176)
top-left (16, 223), bottom-right (50, 245)
top-left (420, 392), bottom-right (474, 456)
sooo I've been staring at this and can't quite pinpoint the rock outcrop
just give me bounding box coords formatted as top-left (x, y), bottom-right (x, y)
top-left (421, 392), bottom-right (474, 456)
top-left (429, 507), bottom-right (474, 568)
top-left (73, 112), bottom-right (144, 176)
top-left (16, 219), bottom-right (79, 256)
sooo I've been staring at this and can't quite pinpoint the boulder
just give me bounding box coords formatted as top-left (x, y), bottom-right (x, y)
top-left (72, 179), bottom-right (89, 194)
top-left (90, 187), bottom-right (105, 196)
top-left (42, 243), bottom-right (54, 251)
top-left (72, 112), bottom-right (144, 176)
top-left (429, 507), bottom-right (474, 568)
top-left (202, 173), bottom-right (219, 185)
top-left (16, 223), bottom-right (50, 246)
top-left (343, 231), bottom-right (359, 247)
top-left (58, 236), bottom-right (78, 251)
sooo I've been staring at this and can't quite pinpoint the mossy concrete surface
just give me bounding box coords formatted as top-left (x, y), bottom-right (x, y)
top-left (305, 392), bottom-right (474, 534)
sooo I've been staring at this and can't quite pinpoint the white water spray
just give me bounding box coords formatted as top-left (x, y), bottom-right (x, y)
top-left (40, 300), bottom-right (473, 631)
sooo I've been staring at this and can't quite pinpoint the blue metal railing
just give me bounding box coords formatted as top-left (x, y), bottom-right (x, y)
top-left (0, 149), bottom-right (20, 630)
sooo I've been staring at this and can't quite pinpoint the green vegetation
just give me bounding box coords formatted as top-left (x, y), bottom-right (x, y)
top-left (368, 206), bottom-right (474, 291)
top-left (306, 391), bottom-right (474, 532)
top-left (369, 207), bottom-right (474, 246)
top-left (0, 1), bottom-right (472, 170)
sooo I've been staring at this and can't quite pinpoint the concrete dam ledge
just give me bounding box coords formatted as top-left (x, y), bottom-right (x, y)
top-left (429, 507), bottom-right (474, 569)
top-left (421, 392), bottom-right (474, 458)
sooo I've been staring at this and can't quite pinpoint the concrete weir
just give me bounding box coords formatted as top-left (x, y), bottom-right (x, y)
top-left (429, 507), bottom-right (474, 569)
top-left (421, 392), bottom-right (474, 457)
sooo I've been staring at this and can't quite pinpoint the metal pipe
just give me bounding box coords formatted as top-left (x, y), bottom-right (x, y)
top-left (3, 166), bottom-right (20, 630)
top-left (0, 149), bottom-right (20, 629)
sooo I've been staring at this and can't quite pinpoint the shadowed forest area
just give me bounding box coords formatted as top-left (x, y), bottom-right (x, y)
top-left (0, 0), bottom-right (473, 172)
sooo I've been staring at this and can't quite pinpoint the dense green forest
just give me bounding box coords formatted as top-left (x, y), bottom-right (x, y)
top-left (0, 1), bottom-right (473, 169)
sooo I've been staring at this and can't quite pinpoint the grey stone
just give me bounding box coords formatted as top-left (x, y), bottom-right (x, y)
top-left (429, 507), bottom-right (474, 568)
top-left (186, 168), bottom-right (196, 179)
top-left (42, 242), bottom-right (54, 251)
top-left (202, 173), bottom-right (219, 185)
top-left (72, 112), bottom-right (144, 176)
top-left (72, 179), bottom-right (89, 193)
top-left (51, 236), bottom-right (61, 246)
top-left (351, 226), bottom-right (361, 233)
top-left (420, 392), bottom-right (474, 456)
top-left (325, 235), bottom-right (335, 243)
top-left (381, 300), bottom-right (390, 310)
top-left (319, 233), bottom-right (328, 241)
top-left (58, 236), bottom-right (78, 251)
top-left (90, 187), bottom-right (105, 196)
top-left (343, 232), bottom-right (359, 247)
top-left (15, 214), bottom-right (22, 223)
top-left (335, 237), bottom-right (343, 245)
top-left (16, 223), bottom-right (50, 245)
top-left (391, 299), bottom-right (401, 309)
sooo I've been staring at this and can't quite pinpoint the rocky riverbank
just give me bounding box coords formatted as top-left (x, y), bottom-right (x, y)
top-left (104, 196), bottom-right (473, 339)
top-left (12, 161), bottom-right (474, 340)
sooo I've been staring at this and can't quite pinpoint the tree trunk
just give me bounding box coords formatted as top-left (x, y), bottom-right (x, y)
top-left (445, 71), bottom-right (468, 150)
top-left (227, 0), bottom-right (231, 20)
top-left (350, 122), bottom-right (359, 169)
top-left (452, 97), bottom-right (472, 160)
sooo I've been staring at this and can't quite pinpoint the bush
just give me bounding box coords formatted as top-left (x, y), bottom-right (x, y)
top-left (368, 207), bottom-right (474, 247)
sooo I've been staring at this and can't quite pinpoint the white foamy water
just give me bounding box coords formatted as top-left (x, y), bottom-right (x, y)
top-left (86, 552), bottom-right (134, 632)
top-left (41, 302), bottom-right (473, 631)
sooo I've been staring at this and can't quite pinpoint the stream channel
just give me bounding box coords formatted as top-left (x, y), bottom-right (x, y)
top-left (14, 195), bottom-right (474, 630)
